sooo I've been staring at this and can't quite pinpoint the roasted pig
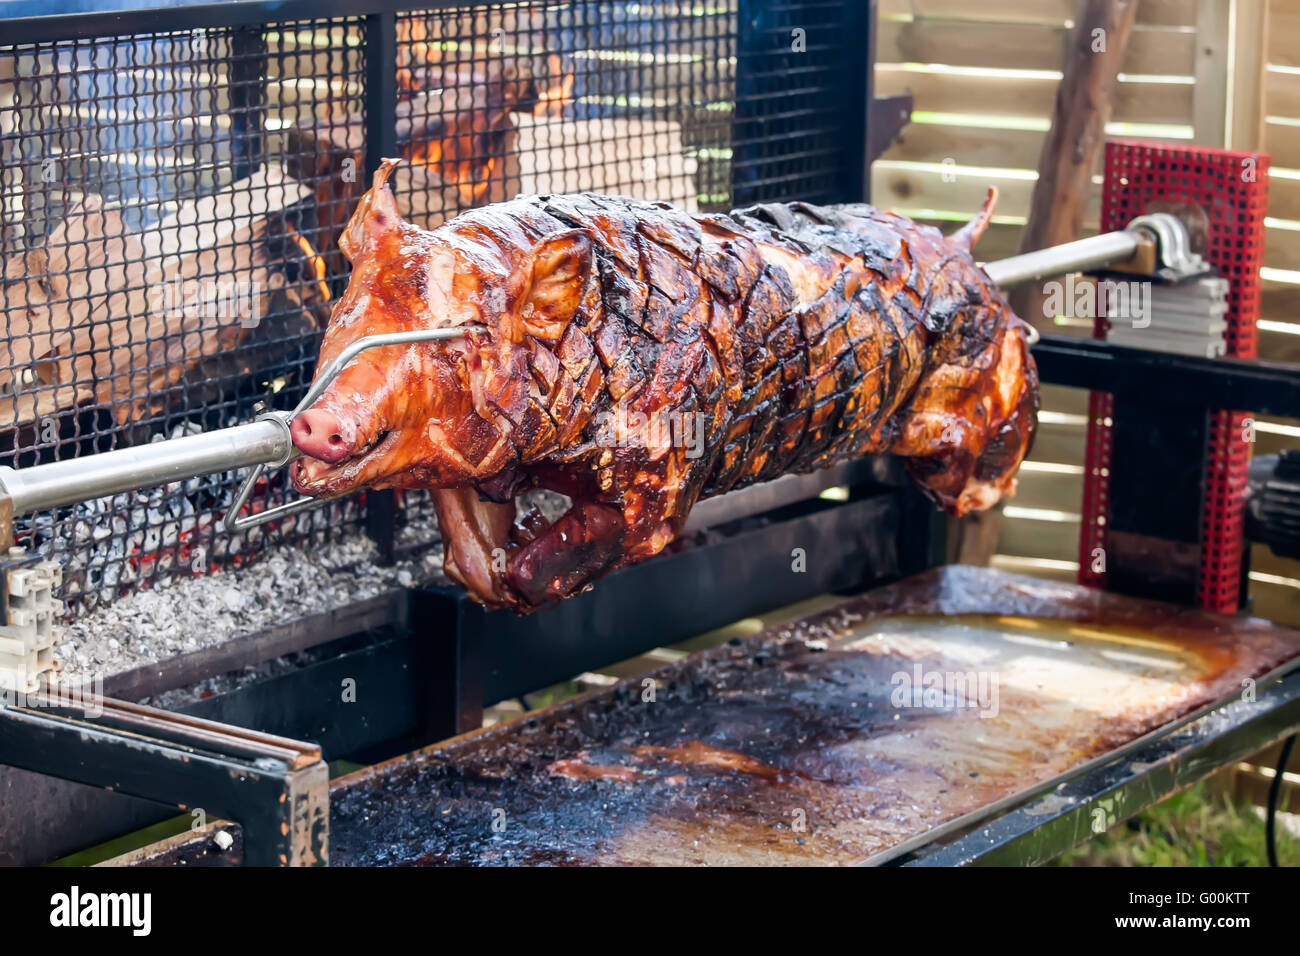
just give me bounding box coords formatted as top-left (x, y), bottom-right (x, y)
top-left (290, 160), bottom-right (1039, 611)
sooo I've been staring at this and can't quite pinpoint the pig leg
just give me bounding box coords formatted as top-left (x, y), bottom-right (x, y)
top-left (431, 488), bottom-right (518, 607)
top-left (506, 499), bottom-right (626, 607)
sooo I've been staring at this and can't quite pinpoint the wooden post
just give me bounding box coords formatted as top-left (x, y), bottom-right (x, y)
top-left (960, 0), bottom-right (1138, 569)
top-left (1191, 0), bottom-right (1267, 151)
top-left (1194, 0), bottom-right (1231, 147)
top-left (1228, 0), bottom-right (1269, 151)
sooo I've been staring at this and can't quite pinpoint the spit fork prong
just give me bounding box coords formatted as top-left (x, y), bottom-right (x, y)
top-left (223, 327), bottom-right (473, 533)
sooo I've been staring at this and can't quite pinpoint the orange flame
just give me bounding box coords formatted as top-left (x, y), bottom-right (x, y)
top-left (285, 226), bottom-right (332, 310)
top-left (532, 56), bottom-right (574, 117)
top-left (398, 48), bottom-right (574, 204)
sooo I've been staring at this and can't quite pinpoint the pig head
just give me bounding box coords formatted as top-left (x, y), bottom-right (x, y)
top-left (291, 159), bottom-right (617, 609)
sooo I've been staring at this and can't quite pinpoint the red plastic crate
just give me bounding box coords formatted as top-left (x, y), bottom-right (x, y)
top-left (1079, 140), bottom-right (1269, 611)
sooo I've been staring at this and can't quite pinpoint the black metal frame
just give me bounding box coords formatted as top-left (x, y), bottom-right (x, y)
top-left (2, 0), bottom-right (1296, 868)
top-left (0, 693), bottom-right (328, 865)
top-left (1035, 333), bottom-right (1300, 607)
top-left (0, 467), bottom-right (921, 863)
top-left (1034, 335), bottom-right (1300, 420)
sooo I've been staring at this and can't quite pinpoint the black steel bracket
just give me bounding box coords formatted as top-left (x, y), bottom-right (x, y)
top-left (0, 694), bottom-right (328, 866)
top-left (1034, 335), bottom-right (1300, 420)
top-left (867, 94), bottom-right (912, 167)
top-left (1035, 333), bottom-right (1300, 605)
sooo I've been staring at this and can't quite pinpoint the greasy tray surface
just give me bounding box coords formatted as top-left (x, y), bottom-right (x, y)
top-left (329, 566), bottom-right (1300, 865)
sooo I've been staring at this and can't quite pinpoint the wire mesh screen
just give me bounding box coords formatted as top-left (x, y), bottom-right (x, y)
top-left (0, 20), bottom-right (367, 612)
top-left (732, 0), bottom-right (860, 204)
top-left (387, 1), bottom-right (742, 526)
top-left (392, 2), bottom-right (732, 217)
top-left (386, 0), bottom-right (858, 524)
top-left (0, 0), bottom-right (862, 618)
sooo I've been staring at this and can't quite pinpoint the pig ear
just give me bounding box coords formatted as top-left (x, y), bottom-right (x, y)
top-left (338, 157), bottom-right (404, 264)
top-left (521, 228), bottom-right (594, 338)
top-left (950, 186), bottom-right (998, 252)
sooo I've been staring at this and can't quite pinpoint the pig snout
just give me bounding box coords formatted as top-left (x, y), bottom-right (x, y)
top-left (291, 408), bottom-right (353, 464)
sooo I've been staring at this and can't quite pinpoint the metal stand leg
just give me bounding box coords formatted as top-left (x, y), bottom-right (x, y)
top-left (0, 695), bottom-right (329, 866)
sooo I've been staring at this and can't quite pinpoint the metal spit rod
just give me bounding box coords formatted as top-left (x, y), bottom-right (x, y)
top-left (0, 328), bottom-right (469, 520)
top-left (0, 228), bottom-right (1164, 519)
top-left (982, 230), bottom-right (1141, 288)
top-left (0, 418), bottom-right (291, 516)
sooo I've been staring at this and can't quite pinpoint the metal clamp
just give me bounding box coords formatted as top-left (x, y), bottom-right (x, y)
top-left (1126, 212), bottom-right (1210, 281)
top-left (0, 548), bottom-right (63, 696)
top-left (223, 327), bottom-right (473, 533)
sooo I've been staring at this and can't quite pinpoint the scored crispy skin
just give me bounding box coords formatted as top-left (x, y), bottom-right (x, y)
top-left (292, 161), bottom-right (1039, 612)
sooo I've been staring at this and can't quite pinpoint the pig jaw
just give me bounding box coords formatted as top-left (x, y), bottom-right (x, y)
top-left (289, 345), bottom-right (531, 498)
top-left (290, 400), bottom-right (521, 499)
top-left (290, 265), bottom-right (525, 496)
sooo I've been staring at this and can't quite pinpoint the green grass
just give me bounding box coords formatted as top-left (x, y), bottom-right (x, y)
top-left (1051, 782), bottom-right (1300, 867)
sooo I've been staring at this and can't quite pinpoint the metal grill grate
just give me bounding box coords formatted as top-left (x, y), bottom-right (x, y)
top-left (0, 1), bottom-right (863, 617)
top-left (0, 19), bottom-right (367, 612)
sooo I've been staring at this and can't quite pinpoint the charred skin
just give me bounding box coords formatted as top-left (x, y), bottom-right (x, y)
top-left (292, 160), bottom-right (1039, 612)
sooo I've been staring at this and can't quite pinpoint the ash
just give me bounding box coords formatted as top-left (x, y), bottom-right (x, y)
top-left (58, 520), bottom-right (446, 680)
top-left (54, 488), bottom-right (568, 680)
top-left (140, 645), bottom-right (337, 711)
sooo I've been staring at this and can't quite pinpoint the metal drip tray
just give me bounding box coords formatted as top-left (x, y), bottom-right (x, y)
top-left (325, 566), bottom-right (1300, 866)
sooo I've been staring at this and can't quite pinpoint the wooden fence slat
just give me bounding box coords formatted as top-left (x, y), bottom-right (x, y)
top-left (1263, 120), bottom-right (1300, 167)
top-left (1024, 423), bottom-right (1087, 467)
top-left (1251, 429), bottom-right (1300, 460)
top-left (1248, 546), bottom-right (1300, 598)
top-left (876, 20), bottom-right (1197, 76)
top-left (1257, 327), bottom-right (1300, 365)
top-left (1264, 70), bottom-right (1300, 138)
top-left (1194, 0), bottom-right (1231, 146)
top-left (990, 554), bottom-right (1079, 582)
top-left (872, 163), bottom-right (1102, 228)
top-left (1229, 0), bottom-right (1269, 149)
top-left (883, 122), bottom-right (1193, 182)
top-left (1041, 383), bottom-right (1091, 414)
top-left (1268, 0), bottom-right (1300, 68)
top-left (876, 67), bottom-right (1195, 126)
top-left (1265, 176), bottom-right (1300, 220)
top-left (880, 0), bottom-right (1196, 28)
top-left (1261, 281), bottom-right (1300, 318)
top-left (873, 164), bottom-right (1032, 216)
top-left (1260, 284), bottom-right (1300, 368)
top-left (1264, 226), bottom-right (1300, 272)
top-left (1007, 469), bottom-right (1083, 511)
top-left (998, 515), bottom-right (1081, 561)
top-left (951, 220), bottom-right (1026, 261)
top-left (882, 122), bottom-right (1046, 170)
top-left (1134, 0), bottom-right (1200, 28)
top-left (1249, 583), bottom-right (1300, 628)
